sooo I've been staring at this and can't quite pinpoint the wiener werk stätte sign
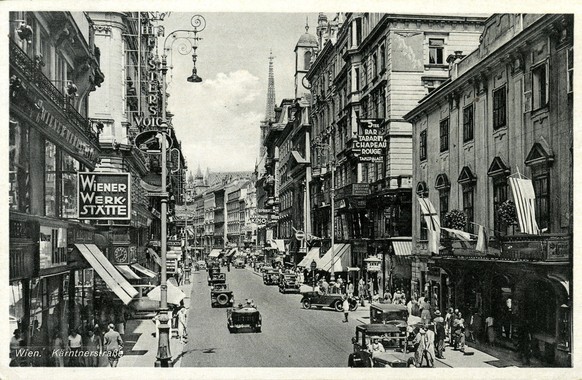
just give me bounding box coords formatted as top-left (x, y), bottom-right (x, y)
top-left (354, 119), bottom-right (387, 163)
top-left (78, 173), bottom-right (131, 220)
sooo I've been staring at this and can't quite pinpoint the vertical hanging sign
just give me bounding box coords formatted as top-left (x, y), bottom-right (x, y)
top-left (354, 119), bottom-right (386, 163)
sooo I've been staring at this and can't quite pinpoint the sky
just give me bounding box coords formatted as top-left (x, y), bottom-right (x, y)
top-left (161, 12), bottom-right (320, 174)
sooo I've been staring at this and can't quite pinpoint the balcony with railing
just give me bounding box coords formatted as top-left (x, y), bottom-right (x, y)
top-left (9, 39), bottom-right (99, 146)
top-left (416, 233), bottom-right (570, 263)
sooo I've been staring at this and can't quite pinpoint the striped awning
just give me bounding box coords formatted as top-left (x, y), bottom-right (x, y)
top-left (208, 249), bottom-right (222, 258)
top-left (148, 248), bottom-right (161, 266)
top-left (76, 244), bottom-right (138, 305)
top-left (298, 247), bottom-right (320, 267)
top-left (269, 239), bottom-right (286, 253)
top-left (392, 241), bottom-right (412, 256)
top-left (131, 263), bottom-right (157, 278)
top-left (115, 265), bottom-right (141, 280)
top-left (317, 244), bottom-right (351, 272)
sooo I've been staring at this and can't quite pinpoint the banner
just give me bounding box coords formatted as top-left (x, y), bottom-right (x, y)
top-left (417, 196), bottom-right (440, 254)
top-left (78, 173), bottom-right (131, 220)
top-left (509, 177), bottom-right (540, 235)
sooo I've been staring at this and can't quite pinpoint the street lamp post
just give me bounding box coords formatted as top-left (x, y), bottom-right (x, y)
top-left (314, 138), bottom-right (336, 282)
top-left (156, 14), bottom-right (206, 367)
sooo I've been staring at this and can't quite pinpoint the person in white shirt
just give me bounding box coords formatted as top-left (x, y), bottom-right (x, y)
top-left (367, 336), bottom-right (385, 366)
top-left (342, 296), bottom-right (350, 323)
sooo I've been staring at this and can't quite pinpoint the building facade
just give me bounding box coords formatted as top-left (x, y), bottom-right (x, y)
top-left (404, 13), bottom-right (573, 366)
top-left (9, 11), bottom-right (104, 362)
top-left (306, 13), bottom-right (486, 294)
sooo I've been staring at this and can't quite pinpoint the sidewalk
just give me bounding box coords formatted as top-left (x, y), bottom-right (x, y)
top-left (118, 276), bottom-right (193, 367)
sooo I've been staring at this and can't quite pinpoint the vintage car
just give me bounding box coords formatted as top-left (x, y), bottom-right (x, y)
top-left (370, 303), bottom-right (409, 325)
top-left (278, 273), bottom-right (300, 293)
top-left (348, 324), bottom-right (415, 368)
top-left (260, 265), bottom-right (273, 274)
top-left (300, 287), bottom-right (359, 312)
top-left (207, 267), bottom-right (226, 286)
top-left (196, 260), bottom-right (207, 271)
top-left (211, 283), bottom-right (234, 307)
top-left (233, 257), bottom-right (245, 269)
top-left (227, 305), bottom-right (262, 333)
top-left (263, 269), bottom-right (279, 285)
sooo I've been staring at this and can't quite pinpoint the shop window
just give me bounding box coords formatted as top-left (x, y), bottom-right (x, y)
top-left (532, 62), bottom-right (549, 110)
top-left (439, 118), bottom-right (449, 152)
top-left (61, 152), bottom-right (79, 218)
top-left (419, 130), bottom-right (427, 161)
top-left (493, 86), bottom-right (507, 130)
top-left (463, 104), bottom-right (474, 142)
top-left (45, 140), bottom-right (57, 217)
top-left (9, 120), bottom-right (30, 213)
top-left (428, 38), bottom-right (445, 64)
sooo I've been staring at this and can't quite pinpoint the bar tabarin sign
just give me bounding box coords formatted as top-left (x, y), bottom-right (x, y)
top-left (78, 173), bottom-right (131, 220)
top-left (354, 119), bottom-right (386, 163)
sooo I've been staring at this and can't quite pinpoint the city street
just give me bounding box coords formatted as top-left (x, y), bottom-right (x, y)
top-left (180, 267), bottom-right (449, 368)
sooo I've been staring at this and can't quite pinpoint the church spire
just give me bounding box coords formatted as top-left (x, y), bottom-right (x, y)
top-left (264, 49), bottom-right (276, 123)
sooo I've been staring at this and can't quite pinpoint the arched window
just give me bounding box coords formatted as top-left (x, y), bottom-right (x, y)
top-left (304, 51), bottom-right (312, 70)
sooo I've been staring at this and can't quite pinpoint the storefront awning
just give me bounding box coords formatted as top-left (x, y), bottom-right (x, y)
top-left (115, 265), bottom-right (141, 280)
top-left (225, 248), bottom-right (237, 257)
top-left (393, 241), bottom-right (412, 256)
top-left (208, 249), bottom-right (222, 258)
top-left (148, 248), bottom-right (161, 266)
top-left (269, 239), bottom-right (286, 253)
top-left (131, 263), bottom-right (157, 278)
top-left (298, 247), bottom-right (320, 267)
top-left (75, 244), bottom-right (138, 305)
top-left (317, 244), bottom-right (351, 273)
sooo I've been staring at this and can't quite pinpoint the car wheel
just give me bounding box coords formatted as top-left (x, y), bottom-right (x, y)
top-left (254, 326), bottom-right (262, 333)
top-left (348, 354), bottom-right (355, 368)
top-left (334, 300), bottom-right (343, 312)
top-left (349, 302), bottom-right (359, 312)
top-left (302, 299), bottom-right (311, 309)
top-left (361, 354), bottom-right (372, 368)
top-left (217, 293), bottom-right (229, 306)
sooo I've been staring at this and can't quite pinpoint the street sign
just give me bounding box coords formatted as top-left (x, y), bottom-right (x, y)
top-left (310, 260), bottom-right (317, 271)
top-left (134, 130), bottom-right (172, 153)
top-left (295, 230), bottom-right (305, 240)
top-left (146, 192), bottom-right (168, 197)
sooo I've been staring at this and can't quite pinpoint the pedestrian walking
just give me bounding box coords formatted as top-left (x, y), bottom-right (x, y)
top-left (358, 278), bottom-right (366, 306)
top-left (420, 299), bottom-right (432, 325)
top-left (444, 307), bottom-right (454, 343)
top-left (84, 328), bottom-right (102, 367)
top-left (67, 328), bottom-right (83, 367)
top-left (347, 281), bottom-right (354, 298)
top-left (103, 323), bottom-right (123, 367)
top-left (413, 324), bottom-right (435, 367)
top-left (519, 321), bottom-right (533, 365)
top-left (433, 310), bottom-right (446, 359)
top-left (177, 304), bottom-right (188, 342)
top-left (51, 331), bottom-right (65, 367)
top-left (383, 290), bottom-right (392, 304)
top-left (485, 315), bottom-right (496, 345)
top-left (342, 296), bottom-right (350, 323)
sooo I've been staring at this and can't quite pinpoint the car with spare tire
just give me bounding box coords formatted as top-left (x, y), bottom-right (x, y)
top-left (211, 283), bottom-right (234, 307)
top-left (300, 287), bottom-right (359, 312)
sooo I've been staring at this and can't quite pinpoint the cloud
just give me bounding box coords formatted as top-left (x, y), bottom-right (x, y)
top-left (168, 70), bottom-right (263, 172)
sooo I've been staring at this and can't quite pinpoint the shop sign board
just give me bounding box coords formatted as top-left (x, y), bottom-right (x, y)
top-left (78, 173), bottom-right (131, 220)
top-left (134, 130), bottom-right (172, 153)
top-left (354, 119), bottom-right (386, 163)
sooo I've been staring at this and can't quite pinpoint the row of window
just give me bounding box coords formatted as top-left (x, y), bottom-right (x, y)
top-left (418, 172), bottom-right (550, 238)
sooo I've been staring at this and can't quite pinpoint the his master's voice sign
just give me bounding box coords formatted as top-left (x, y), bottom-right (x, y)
top-left (78, 173), bottom-right (131, 220)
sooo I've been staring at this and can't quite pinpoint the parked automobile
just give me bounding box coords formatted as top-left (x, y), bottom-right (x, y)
top-left (233, 258), bottom-right (245, 269)
top-left (263, 269), bottom-right (279, 285)
top-left (260, 265), bottom-right (273, 274)
top-left (348, 324), bottom-right (415, 368)
top-left (300, 287), bottom-right (359, 312)
top-left (278, 273), bottom-right (300, 293)
top-left (211, 283), bottom-right (234, 308)
top-left (369, 303), bottom-right (409, 325)
top-left (227, 304), bottom-right (262, 333)
top-left (128, 285), bottom-right (159, 317)
top-left (208, 267), bottom-right (226, 286)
